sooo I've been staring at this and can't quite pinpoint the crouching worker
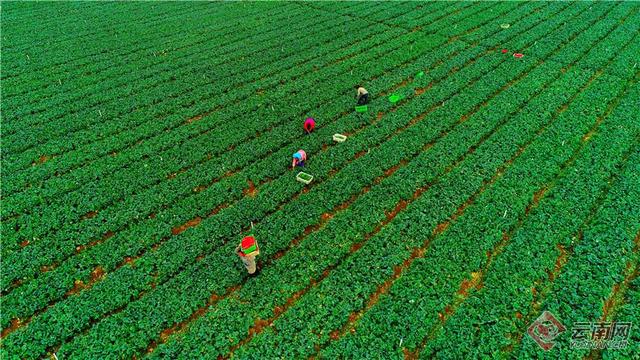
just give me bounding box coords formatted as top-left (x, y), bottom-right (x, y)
top-left (235, 235), bottom-right (260, 275)
top-left (292, 149), bottom-right (307, 169)
top-left (355, 85), bottom-right (369, 105)
top-left (304, 117), bottom-right (315, 135)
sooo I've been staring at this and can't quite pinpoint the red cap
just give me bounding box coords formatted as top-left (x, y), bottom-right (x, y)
top-left (501, 49), bottom-right (508, 53)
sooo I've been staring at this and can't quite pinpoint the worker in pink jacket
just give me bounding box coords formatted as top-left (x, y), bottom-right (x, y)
top-left (292, 150), bottom-right (307, 169)
top-left (304, 117), bottom-right (315, 135)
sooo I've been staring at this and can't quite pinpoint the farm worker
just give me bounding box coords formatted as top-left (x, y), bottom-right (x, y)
top-left (304, 117), bottom-right (315, 134)
top-left (355, 85), bottom-right (369, 105)
top-left (292, 150), bottom-right (307, 169)
top-left (235, 235), bottom-right (259, 275)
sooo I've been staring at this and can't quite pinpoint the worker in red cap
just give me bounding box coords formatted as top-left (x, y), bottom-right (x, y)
top-left (304, 117), bottom-right (315, 135)
top-left (292, 150), bottom-right (306, 169)
top-left (235, 235), bottom-right (260, 275)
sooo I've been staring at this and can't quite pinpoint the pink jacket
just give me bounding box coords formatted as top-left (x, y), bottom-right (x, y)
top-left (292, 150), bottom-right (307, 167)
top-left (304, 118), bottom-right (315, 132)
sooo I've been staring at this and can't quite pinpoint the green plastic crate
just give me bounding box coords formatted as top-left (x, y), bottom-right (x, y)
top-left (296, 172), bottom-right (313, 184)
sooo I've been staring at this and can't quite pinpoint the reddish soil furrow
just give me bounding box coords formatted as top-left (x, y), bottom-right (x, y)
top-left (171, 217), bottom-right (202, 236)
top-left (145, 285), bottom-right (241, 354)
top-left (381, 160), bottom-right (408, 181)
top-left (547, 244), bottom-right (568, 282)
top-left (185, 113), bottom-right (206, 124)
top-left (414, 86), bottom-right (428, 96)
top-left (457, 271), bottom-right (483, 298)
top-left (0, 319), bottom-right (22, 339)
top-left (32, 155), bottom-right (51, 166)
top-left (80, 210), bottom-right (98, 220)
top-left (75, 232), bottom-right (113, 254)
top-left (0, 265), bottom-right (106, 341)
top-left (600, 231), bottom-right (640, 322)
top-left (243, 180), bottom-right (258, 198)
top-left (353, 150), bottom-right (367, 160)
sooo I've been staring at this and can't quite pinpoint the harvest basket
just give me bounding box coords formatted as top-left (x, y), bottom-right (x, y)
top-left (240, 235), bottom-right (259, 257)
top-left (296, 172), bottom-right (313, 184)
top-left (333, 133), bottom-right (347, 142)
top-left (500, 23), bottom-right (510, 29)
top-left (416, 71), bottom-right (425, 78)
top-left (388, 94), bottom-right (401, 103)
top-left (355, 105), bottom-right (368, 113)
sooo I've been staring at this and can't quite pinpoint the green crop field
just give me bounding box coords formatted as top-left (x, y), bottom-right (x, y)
top-left (1, 2), bottom-right (639, 359)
